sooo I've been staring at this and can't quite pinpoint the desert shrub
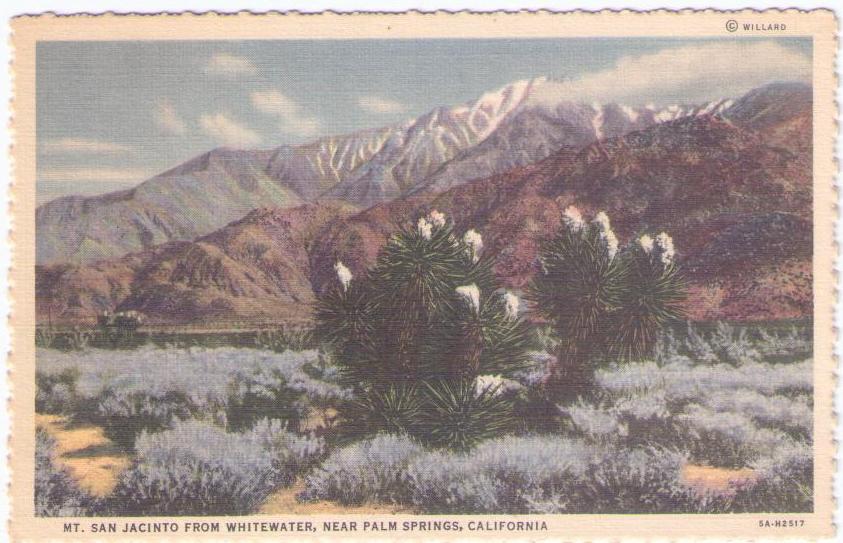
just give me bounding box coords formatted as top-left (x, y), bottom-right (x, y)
top-left (52, 328), bottom-right (96, 351)
top-left (580, 447), bottom-right (726, 513)
top-left (36, 347), bottom-right (350, 434)
top-left (595, 358), bottom-right (813, 400)
top-left (35, 429), bottom-right (99, 516)
top-left (506, 351), bottom-right (561, 432)
top-left (652, 328), bottom-right (682, 365)
top-left (680, 322), bottom-right (809, 366)
top-left (311, 435), bottom-right (722, 514)
top-left (247, 418), bottom-right (326, 473)
top-left (225, 367), bottom-right (306, 432)
top-left (96, 389), bottom-right (194, 450)
top-left (316, 210), bottom-right (532, 450)
top-left (35, 368), bottom-right (80, 414)
top-left (560, 401), bottom-right (628, 441)
top-left (574, 357), bottom-right (812, 473)
top-left (705, 322), bottom-right (761, 365)
top-left (610, 387), bottom-right (671, 421)
top-left (526, 208), bottom-right (685, 398)
top-left (303, 434), bottom-right (723, 514)
top-left (512, 351), bottom-right (552, 388)
top-left (302, 430), bottom-right (808, 514)
top-left (36, 382), bottom-right (73, 415)
top-left (35, 328), bottom-right (58, 349)
top-left (678, 405), bottom-right (804, 468)
top-left (404, 436), bottom-right (596, 513)
top-left (108, 419), bottom-right (315, 515)
top-left (730, 441), bottom-right (813, 512)
top-left (299, 434), bottom-right (424, 505)
top-left (558, 389), bottom-right (684, 452)
top-left (684, 323), bottom-right (719, 363)
top-left (700, 389), bottom-right (812, 437)
top-left (756, 325), bottom-right (812, 359)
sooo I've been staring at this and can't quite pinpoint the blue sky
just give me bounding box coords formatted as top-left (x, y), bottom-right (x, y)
top-left (36, 37), bottom-right (811, 204)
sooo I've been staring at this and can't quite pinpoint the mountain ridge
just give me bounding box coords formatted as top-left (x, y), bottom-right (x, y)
top-left (36, 79), bottom-right (793, 266)
top-left (36, 82), bottom-right (813, 325)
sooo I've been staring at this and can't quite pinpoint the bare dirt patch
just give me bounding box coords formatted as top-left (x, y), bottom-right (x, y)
top-left (681, 464), bottom-right (756, 495)
top-left (36, 413), bottom-right (130, 496)
top-left (259, 481), bottom-right (412, 515)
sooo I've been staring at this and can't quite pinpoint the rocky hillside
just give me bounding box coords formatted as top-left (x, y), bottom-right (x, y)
top-left (37, 78), bottom-right (743, 266)
top-left (36, 82), bottom-right (812, 325)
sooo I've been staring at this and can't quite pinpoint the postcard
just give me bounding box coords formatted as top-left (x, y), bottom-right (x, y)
top-left (9, 10), bottom-right (837, 540)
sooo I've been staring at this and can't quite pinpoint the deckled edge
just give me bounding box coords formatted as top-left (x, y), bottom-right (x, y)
top-left (4, 7), bottom-right (841, 18)
top-left (5, 8), bottom-right (840, 543)
top-left (6, 10), bottom-right (15, 542)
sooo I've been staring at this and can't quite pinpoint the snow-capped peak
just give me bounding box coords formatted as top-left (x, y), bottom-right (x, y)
top-left (460, 77), bottom-right (543, 140)
top-left (619, 104), bottom-right (639, 123)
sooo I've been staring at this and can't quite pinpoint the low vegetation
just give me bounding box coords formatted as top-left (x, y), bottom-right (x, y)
top-left (36, 347), bottom-right (350, 449)
top-left (301, 322), bottom-right (812, 513)
top-left (107, 420), bottom-right (324, 516)
top-left (35, 429), bottom-right (100, 516)
top-left (35, 210), bottom-right (814, 516)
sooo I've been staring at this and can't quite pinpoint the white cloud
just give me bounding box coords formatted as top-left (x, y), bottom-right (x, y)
top-left (528, 41), bottom-right (811, 107)
top-left (251, 89), bottom-right (298, 116)
top-left (199, 112), bottom-right (262, 147)
top-left (286, 117), bottom-right (321, 138)
top-left (154, 99), bottom-right (187, 135)
top-left (40, 138), bottom-right (129, 154)
top-left (251, 89), bottom-right (321, 138)
top-left (357, 95), bottom-right (406, 114)
top-left (204, 53), bottom-right (257, 77)
top-left (38, 167), bottom-right (149, 182)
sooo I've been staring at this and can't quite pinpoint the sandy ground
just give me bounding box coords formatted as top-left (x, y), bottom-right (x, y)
top-left (681, 464), bottom-right (757, 494)
top-left (259, 482), bottom-right (412, 515)
top-left (35, 413), bottom-right (409, 513)
top-left (35, 413), bottom-right (131, 496)
top-left (37, 413), bottom-right (755, 509)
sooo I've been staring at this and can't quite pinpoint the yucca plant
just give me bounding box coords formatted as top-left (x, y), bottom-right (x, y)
top-left (316, 210), bottom-right (531, 450)
top-left (418, 380), bottom-right (515, 451)
top-left (254, 326), bottom-right (316, 352)
top-left (343, 385), bottom-right (424, 438)
top-left (527, 207), bottom-right (686, 398)
top-left (609, 233), bottom-right (686, 360)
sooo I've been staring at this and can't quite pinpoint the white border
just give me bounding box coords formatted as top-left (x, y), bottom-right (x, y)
top-left (1, 3), bottom-right (840, 541)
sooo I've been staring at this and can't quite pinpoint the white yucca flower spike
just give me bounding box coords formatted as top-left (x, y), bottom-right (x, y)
top-left (593, 211), bottom-right (618, 261)
top-left (562, 205), bottom-right (585, 232)
top-left (428, 209), bottom-right (447, 228)
top-left (503, 291), bottom-right (520, 320)
top-left (593, 211), bottom-right (612, 232)
top-left (417, 217), bottom-right (433, 240)
top-left (639, 234), bottom-right (654, 254)
top-left (475, 374), bottom-right (505, 397)
top-left (656, 232), bottom-right (675, 266)
top-left (334, 261), bottom-right (352, 291)
top-left (463, 229), bottom-right (483, 263)
top-left (601, 230), bottom-right (619, 261)
top-left (456, 284), bottom-right (481, 314)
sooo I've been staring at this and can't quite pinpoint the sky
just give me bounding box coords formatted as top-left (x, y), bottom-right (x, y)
top-left (36, 37), bottom-right (811, 204)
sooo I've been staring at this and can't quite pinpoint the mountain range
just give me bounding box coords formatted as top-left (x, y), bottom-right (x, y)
top-left (38, 77), bottom-right (736, 266)
top-left (36, 81), bottom-right (813, 325)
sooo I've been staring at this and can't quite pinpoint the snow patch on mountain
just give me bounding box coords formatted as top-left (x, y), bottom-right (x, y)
top-left (36, 80), bottom-right (809, 265)
top-left (619, 104), bottom-right (639, 123)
